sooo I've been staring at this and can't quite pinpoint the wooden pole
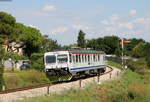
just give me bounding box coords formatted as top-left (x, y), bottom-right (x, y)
top-left (47, 84), bottom-right (50, 94)
top-left (97, 73), bottom-right (100, 83)
top-left (79, 79), bottom-right (82, 88)
top-left (110, 73), bottom-right (112, 79)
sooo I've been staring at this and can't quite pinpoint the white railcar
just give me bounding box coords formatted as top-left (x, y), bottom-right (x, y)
top-left (44, 49), bottom-right (106, 78)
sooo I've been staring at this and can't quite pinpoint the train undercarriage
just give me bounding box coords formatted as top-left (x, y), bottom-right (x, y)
top-left (46, 67), bottom-right (106, 81)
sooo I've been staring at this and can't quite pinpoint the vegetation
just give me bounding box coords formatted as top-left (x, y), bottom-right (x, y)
top-left (1, 11), bottom-right (150, 96)
top-left (4, 69), bottom-right (50, 89)
top-left (87, 36), bottom-right (121, 54)
top-left (18, 69), bottom-right (150, 102)
top-left (77, 30), bottom-right (86, 48)
top-left (0, 47), bottom-right (4, 90)
top-left (17, 55), bottom-right (150, 102)
top-left (107, 61), bottom-right (122, 69)
top-left (0, 11), bottom-right (60, 71)
top-left (30, 53), bottom-right (44, 71)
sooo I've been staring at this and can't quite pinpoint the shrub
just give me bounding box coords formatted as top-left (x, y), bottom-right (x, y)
top-left (127, 58), bottom-right (148, 74)
top-left (30, 53), bottom-right (44, 71)
top-left (145, 56), bottom-right (150, 67)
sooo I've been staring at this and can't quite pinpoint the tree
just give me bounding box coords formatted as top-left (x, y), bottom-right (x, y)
top-left (0, 47), bottom-right (4, 90)
top-left (41, 37), bottom-right (60, 53)
top-left (77, 30), bottom-right (86, 48)
top-left (0, 12), bottom-right (16, 39)
top-left (18, 26), bottom-right (44, 57)
top-left (0, 12), bottom-right (60, 57)
top-left (142, 43), bottom-right (150, 67)
top-left (86, 39), bottom-right (98, 49)
top-left (86, 36), bottom-right (120, 54)
top-left (125, 38), bottom-right (145, 56)
top-left (103, 36), bottom-right (120, 54)
top-left (132, 42), bottom-right (144, 58)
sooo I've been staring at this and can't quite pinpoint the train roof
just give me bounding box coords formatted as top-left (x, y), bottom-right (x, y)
top-left (68, 49), bottom-right (105, 54)
top-left (46, 48), bottom-right (105, 54)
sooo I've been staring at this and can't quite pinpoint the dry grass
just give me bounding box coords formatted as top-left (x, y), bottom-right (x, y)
top-left (4, 69), bottom-right (50, 89)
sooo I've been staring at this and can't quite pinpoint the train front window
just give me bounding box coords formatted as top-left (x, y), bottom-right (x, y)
top-left (57, 54), bottom-right (68, 63)
top-left (46, 55), bottom-right (56, 64)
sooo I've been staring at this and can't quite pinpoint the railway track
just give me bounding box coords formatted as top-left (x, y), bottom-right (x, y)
top-left (0, 66), bottom-right (113, 94)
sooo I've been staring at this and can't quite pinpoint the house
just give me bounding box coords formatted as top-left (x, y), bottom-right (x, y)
top-left (3, 59), bottom-right (30, 70)
top-left (3, 40), bottom-right (26, 55)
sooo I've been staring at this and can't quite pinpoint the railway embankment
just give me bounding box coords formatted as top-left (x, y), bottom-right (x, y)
top-left (17, 67), bottom-right (150, 102)
top-left (0, 66), bottom-right (121, 102)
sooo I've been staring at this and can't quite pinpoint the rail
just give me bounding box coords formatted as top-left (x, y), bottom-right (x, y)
top-left (0, 66), bottom-right (113, 94)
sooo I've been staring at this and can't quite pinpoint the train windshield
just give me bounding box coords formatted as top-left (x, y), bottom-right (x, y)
top-left (57, 54), bottom-right (68, 63)
top-left (45, 55), bottom-right (56, 64)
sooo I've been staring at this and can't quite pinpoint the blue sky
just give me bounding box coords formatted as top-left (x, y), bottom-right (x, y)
top-left (0, 0), bottom-right (150, 45)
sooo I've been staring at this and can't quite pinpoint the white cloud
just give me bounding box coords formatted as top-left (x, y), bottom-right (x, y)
top-left (42, 5), bottom-right (56, 12)
top-left (28, 24), bottom-right (39, 29)
top-left (109, 14), bottom-right (120, 21)
top-left (119, 22), bottom-right (133, 30)
top-left (49, 24), bottom-right (91, 34)
top-left (129, 9), bottom-right (137, 16)
top-left (101, 20), bottom-right (109, 25)
top-left (72, 24), bottom-right (90, 30)
top-left (50, 27), bottom-right (69, 34)
top-left (99, 10), bottom-right (150, 39)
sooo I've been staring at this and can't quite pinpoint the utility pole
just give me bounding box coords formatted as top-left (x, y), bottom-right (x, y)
top-left (121, 39), bottom-right (124, 70)
top-left (121, 39), bottom-right (131, 70)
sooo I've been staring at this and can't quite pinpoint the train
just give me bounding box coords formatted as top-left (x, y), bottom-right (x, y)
top-left (44, 49), bottom-right (106, 80)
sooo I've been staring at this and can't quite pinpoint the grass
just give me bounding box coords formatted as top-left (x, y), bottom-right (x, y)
top-left (3, 69), bottom-right (72, 90)
top-left (17, 69), bottom-right (150, 102)
top-left (4, 69), bottom-right (51, 90)
top-left (107, 61), bottom-right (122, 69)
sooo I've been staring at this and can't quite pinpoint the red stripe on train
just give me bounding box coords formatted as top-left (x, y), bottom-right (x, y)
top-left (71, 53), bottom-right (105, 55)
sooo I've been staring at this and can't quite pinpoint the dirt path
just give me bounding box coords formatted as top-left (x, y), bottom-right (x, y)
top-left (0, 66), bottom-right (121, 102)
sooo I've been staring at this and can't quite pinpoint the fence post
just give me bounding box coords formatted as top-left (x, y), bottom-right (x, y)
top-left (47, 84), bottom-right (50, 94)
top-left (110, 73), bottom-right (112, 79)
top-left (79, 79), bottom-right (82, 88)
top-left (117, 71), bottom-right (119, 76)
top-left (97, 73), bottom-right (100, 83)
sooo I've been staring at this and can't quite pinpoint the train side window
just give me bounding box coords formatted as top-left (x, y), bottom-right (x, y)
top-left (73, 55), bottom-right (76, 63)
top-left (87, 55), bottom-right (90, 62)
top-left (69, 54), bottom-right (72, 63)
top-left (85, 55), bottom-right (87, 63)
top-left (76, 55), bottom-right (78, 63)
top-left (95, 54), bottom-right (98, 62)
top-left (93, 54), bottom-right (95, 61)
top-left (79, 55), bottom-right (81, 63)
top-left (98, 55), bottom-right (100, 61)
top-left (82, 55), bottom-right (85, 63)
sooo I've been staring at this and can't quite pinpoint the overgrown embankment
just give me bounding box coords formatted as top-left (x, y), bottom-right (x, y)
top-left (18, 59), bottom-right (150, 102)
top-left (4, 70), bottom-right (50, 90)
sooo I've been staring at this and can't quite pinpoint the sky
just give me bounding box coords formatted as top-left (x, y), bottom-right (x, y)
top-left (0, 0), bottom-right (150, 45)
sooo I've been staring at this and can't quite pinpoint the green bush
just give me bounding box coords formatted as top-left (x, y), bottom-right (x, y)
top-left (127, 58), bottom-right (148, 74)
top-left (30, 53), bottom-right (44, 71)
top-left (145, 56), bottom-right (150, 67)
